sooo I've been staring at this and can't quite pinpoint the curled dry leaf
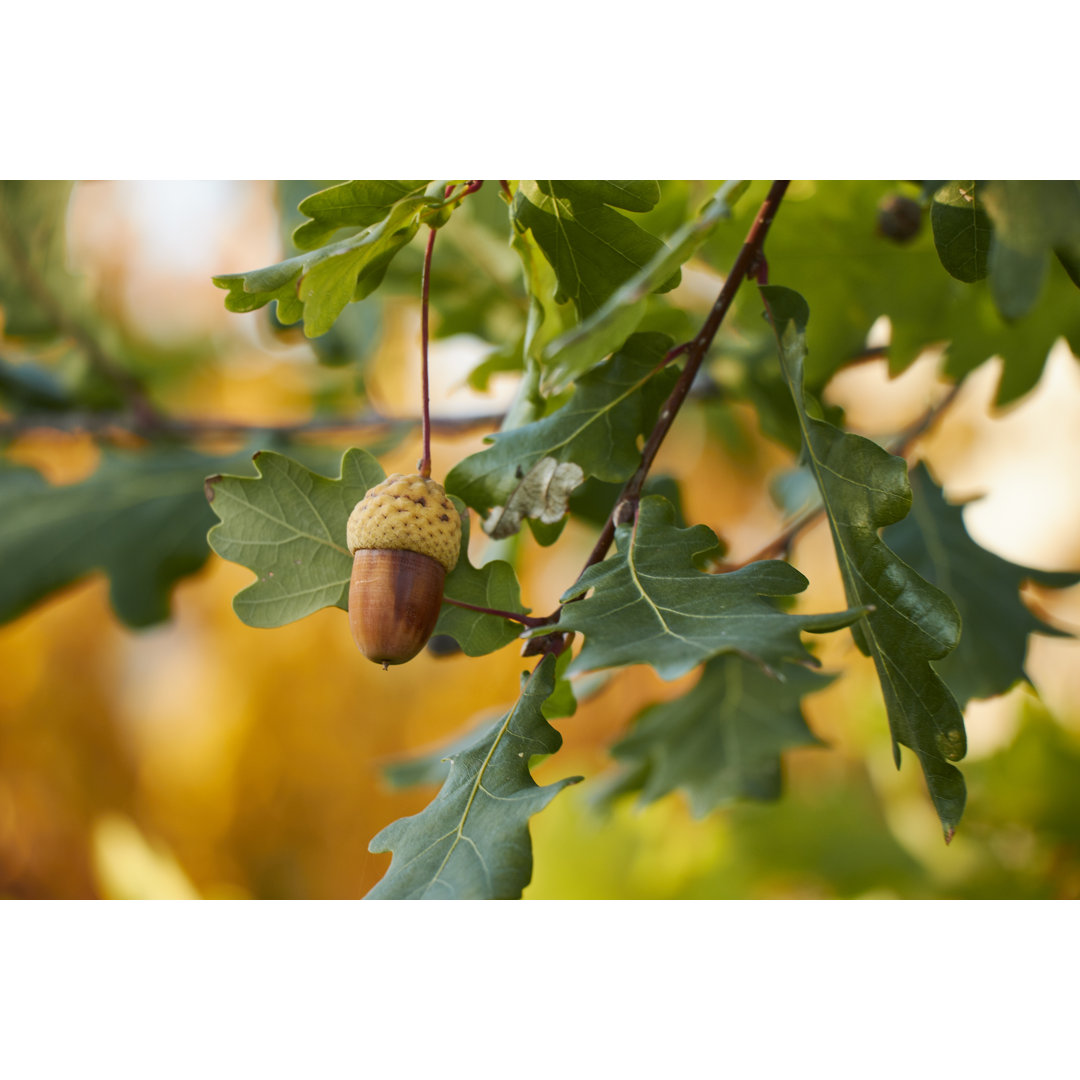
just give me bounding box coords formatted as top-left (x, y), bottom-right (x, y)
top-left (484, 456), bottom-right (585, 539)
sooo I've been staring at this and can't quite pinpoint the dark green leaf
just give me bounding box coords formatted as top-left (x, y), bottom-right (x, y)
top-left (206, 448), bottom-right (384, 627)
top-left (446, 333), bottom-right (678, 521)
top-left (0, 448), bottom-right (249, 628)
top-left (1056, 243), bottom-right (1080, 289)
top-left (607, 655), bottom-right (832, 816)
top-left (435, 497), bottom-right (530, 656)
top-left (762, 284), bottom-right (967, 839)
top-left (883, 462), bottom-right (1080, 706)
top-left (930, 181), bottom-right (993, 283)
top-left (511, 180), bottom-right (678, 320)
top-left (551, 495), bottom-right (864, 682)
top-left (988, 239), bottom-right (1049, 320)
top-left (367, 656), bottom-right (581, 899)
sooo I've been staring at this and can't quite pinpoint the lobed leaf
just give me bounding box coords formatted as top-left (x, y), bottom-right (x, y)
top-left (0, 448), bottom-right (250, 628)
top-left (206, 448), bottom-right (384, 627)
top-left (762, 284), bottom-right (968, 838)
top-left (292, 180), bottom-right (429, 250)
top-left (367, 656), bottom-right (581, 899)
top-left (207, 450), bottom-right (529, 654)
top-left (883, 462), bottom-right (1080, 707)
top-left (550, 495), bottom-right (865, 682)
top-left (605, 655), bottom-right (833, 817)
top-left (511, 180), bottom-right (678, 321)
top-left (213, 186), bottom-right (452, 337)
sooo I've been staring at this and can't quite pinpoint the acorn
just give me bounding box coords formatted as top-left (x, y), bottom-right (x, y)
top-left (346, 473), bottom-right (462, 668)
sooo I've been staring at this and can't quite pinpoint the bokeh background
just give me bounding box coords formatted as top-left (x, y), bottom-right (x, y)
top-left (3, 180), bottom-right (1080, 900)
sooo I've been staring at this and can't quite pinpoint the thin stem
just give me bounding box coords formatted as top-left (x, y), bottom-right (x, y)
top-left (441, 595), bottom-right (549, 629)
top-left (419, 224), bottom-right (437, 478)
top-left (417, 181), bottom-right (484, 479)
top-left (575, 182), bottom-right (791, 583)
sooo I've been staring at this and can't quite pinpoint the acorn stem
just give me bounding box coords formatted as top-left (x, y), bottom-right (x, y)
top-left (419, 224), bottom-right (437, 480)
top-left (441, 595), bottom-right (549, 629)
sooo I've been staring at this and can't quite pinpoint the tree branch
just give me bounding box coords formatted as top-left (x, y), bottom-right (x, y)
top-left (522, 181), bottom-right (792, 654)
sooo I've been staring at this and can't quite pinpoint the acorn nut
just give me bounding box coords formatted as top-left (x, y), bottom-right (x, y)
top-left (346, 473), bottom-right (462, 668)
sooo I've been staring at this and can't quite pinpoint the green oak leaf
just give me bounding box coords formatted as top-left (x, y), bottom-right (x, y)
top-left (207, 450), bottom-right (528, 655)
top-left (883, 462), bottom-right (1080, 707)
top-left (213, 185), bottom-right (452, 337)
top-left (292, 180), bottom-right (429, 250)
top-left (550, 495), bottom-right (864, 682)
top-left (511, 180), bottom-right (678, 321)
top-left (367, 655), bottom-right (581, 899)
top-left (931, 181), bottom-right (993, 283)
top-left (206, 448), bottom-right (384, 627)
top-left (762, 284), bottom-right (967, 839)
top-left (0, 448), bottom-right (251, 628)
top-left (434, 498), bottom-right (531, 656)
top-left (540, 181), bottom-right (748, 393)
top-left (446, 332), bottom-right (678, 520)
top-left (703, 180), bottom-right (1080, 405)
top-left (606, 655), bottom-right (833, 817)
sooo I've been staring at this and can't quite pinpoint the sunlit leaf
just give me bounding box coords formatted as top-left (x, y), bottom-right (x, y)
top-left (292, 180), bottom-right (429, 250)
top-left (762, 284), bottom-right (967, 838)
top-left (213, 186), bottom-right (453, 337)
top-left (551, 495), bottom-right (864, 681)
top-left (368, 656), bottom-right (580, 899)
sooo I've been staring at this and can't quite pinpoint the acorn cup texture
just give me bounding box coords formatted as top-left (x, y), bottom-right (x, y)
top-left (346, 473), bottom-right (462, 667)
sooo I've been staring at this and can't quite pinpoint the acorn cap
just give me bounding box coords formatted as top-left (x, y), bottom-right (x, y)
top-left (346, 473), bottom-right (462, 574)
